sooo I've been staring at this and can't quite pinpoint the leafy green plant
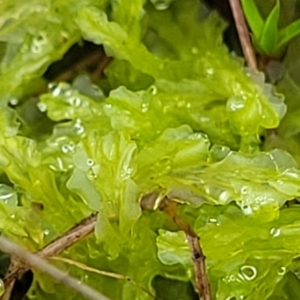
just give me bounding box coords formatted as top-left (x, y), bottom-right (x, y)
top-left (0, 0), bottom-right (300, 299)
top-left (241, 0), bottom-right (300, 57)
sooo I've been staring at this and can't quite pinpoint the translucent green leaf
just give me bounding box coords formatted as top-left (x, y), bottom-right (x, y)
top-left (157, 204), bottom-right (300, 299)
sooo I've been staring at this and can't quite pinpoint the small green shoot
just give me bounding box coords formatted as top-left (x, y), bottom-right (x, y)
top-left (241, 0), bottom-right (300, 57)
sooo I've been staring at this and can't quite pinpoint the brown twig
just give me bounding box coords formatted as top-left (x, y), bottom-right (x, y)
top-left (50, 257), bottom-right (160, 300)
top-left (54, 51), bottom-right (104, 82)
top-left (2, 212), bottom-right (157, 300)
top-left (91, 56), bottom-right (113, 82)
top-left (2, 213), bottom-right (98, 299)
top-left (159, 198), bottom-right (211, 300)
top-left (228, 0), bottom-right (257, 70)
top-left (0, 235), bottom-right (110, 300)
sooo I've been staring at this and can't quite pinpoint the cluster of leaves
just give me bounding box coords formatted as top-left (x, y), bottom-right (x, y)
top-left (241, 0), bottom-right (300, 57)
top-left (1, 0), bottom-right (300, 299)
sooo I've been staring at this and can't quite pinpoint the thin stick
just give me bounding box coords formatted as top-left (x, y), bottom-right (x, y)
top-left (3, 213), bottom-right (98, 295)
top-left (186, 235), bottom-right (211, 300)
top-left (0, 236), bottom-right (110, 300)
top-left (91, 56), bottom-right (112, 82)
top-left (159, 198), bottom-right (211, 300)
top-left (54, 52), bottom-right (103, 82)
top-left (50, 257), bottom-right (159, 299)
top-left (38, 212), bottom-right (98, 258)
top-left (229, 0), bottom-right (257, 70)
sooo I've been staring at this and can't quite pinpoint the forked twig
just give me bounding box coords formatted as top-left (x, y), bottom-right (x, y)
top-left (91, 56), bottom-right (113, 82)
top-left (159, 198), bottom-right (211, 300)
top-left (50, 257), bottom-right (159, 299)
top-left (54, 52), bottom-right (103, 82)
top-left (2, 213), bottom-right (98, 299)
top-left (0, 236), bottom-right (110, 300)
top-left (2, 212), bottom-right (157, 300)
top-left (228, 0), bottom-right (257, 70)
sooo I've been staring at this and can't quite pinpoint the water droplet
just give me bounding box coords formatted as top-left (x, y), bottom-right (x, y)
top-left (48, 82), bottom-right (70, 96)
top-left (149, 85), bottom-right (157, 95)
top-left (9, 98), bottom-right (18, 106)
top-left (87, 159), bottom-right (94, 167)
top-left (188, 133), bottom-right (204, 140)
top-left (240, 265), bottom-right (257, 281)
top-left (218, 191), bottom-right (230, 203)
top-left (0, 184), bottom-right (17, 206)
top-left (37, 102), bottom-right (47, 112)
top-left (206, 68), bottom-right (214, 76)
top-left (31, 43), bottom-right (42, 53)
top-left (120, 166), bottom-right (133, 180)
top-left (204, 185), bottom-right (210, 194)
top-left (68, 142), bottom-right (75, 152)
top-left (227, 96), bottom-right (245, 112)
top-left (44, 229), bottom-right (50, 236)
top-left (278, 266), bottom-right (286, 276)
top-left (31, 33), bottom-right (47, 54)
top-left (208, 218), bottom-right (220, 226)
top-left (150, 0), bottom-right (172, 10)
top-left (241, 186), bottom-right (249, 194)
top-left (74, 120), bottom-right (84, 135)
top-left (270, 228), bottom-right (281, 237)
top-left (186, 102), bottom-right (191, 108)
top-left (241, 204), bottom-right (253, 215)
top-left (141, 103), bottom-right (149, 112)
top-left (69, 97), bottom-right (81, 107)
top-left (62, 144), bottom-right (70, 153)
top-left (87, 168), bottom-right (98, 180)
top-left (104, 103), bottom-right (112, 109)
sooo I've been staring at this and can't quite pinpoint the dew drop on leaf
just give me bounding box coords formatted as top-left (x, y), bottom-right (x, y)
top-left (37, 102), bottom-right (47, 112)
top-left (149, 85), bottom-right (157, 95)
top-left (208, 217), bottom-right (220, 226)
top-left (141, 103), bottom-right (149, 112)
top-left (278, 266), bottom-right (286, 276)
top-left (150, 0), bottom-right (173, 10)
top-left (62, 144), bottom-right (70, 153)
top-left (0, 184), bottom-right (17, 206)
top-left (69, 96), bottom-right (82, 107)
top-left (9, 98), bottom-right (18, 106)
top-left (74, 119), bottom-right (85, 135)
top-left (270, 228), bottom-right (281, 237)
top-left (87, 159), bottom-right (94, 167)
top-left (241, 204), bottom-right (253, 215)
top-left (239, 265), bottom-right (257, 281)
top-left (44, 229), bottom-right (50, 236)
top-left (218, 190), bottom-right (230, 203)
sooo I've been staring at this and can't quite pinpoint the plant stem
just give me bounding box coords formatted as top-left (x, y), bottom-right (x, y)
top-left (2, 213), bottom-right (98, 298)
top-left (0, 235), bottom-right (110, 300)
top-left (229, 0), bottom-right (257, 70)
top-left (159, 198), bottom-right (212, 300)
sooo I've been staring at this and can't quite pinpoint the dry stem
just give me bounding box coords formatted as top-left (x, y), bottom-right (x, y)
top-left (0, 235), bottom-right (109, 300)
top-left (229, 0), bottom-right (257, 70)
top-left (159, 198), bottom-right (212, 300)
top-left (2, 213), bottom-right (97, 299)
